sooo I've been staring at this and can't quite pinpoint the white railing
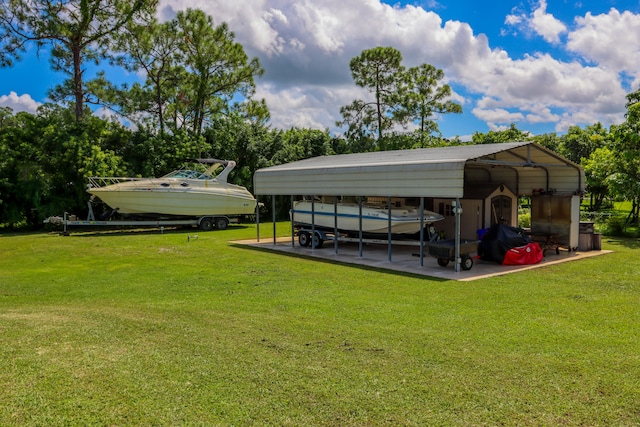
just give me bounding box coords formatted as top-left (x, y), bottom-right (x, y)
top-left (88, 177), bottom-right (145, 188)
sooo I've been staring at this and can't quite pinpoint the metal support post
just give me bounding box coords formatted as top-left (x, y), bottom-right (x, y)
top-left (256, 198), bottom-right (260, 242)
top-left (272, 195), bottom-right (276, 245)
top-left (358, 197), bottom-right (363, 257)
top-left (454, 198), bottom-right (462, 273)
top-left (334, 197), bottom-right (339, 254)
top-left (291, 196), bottom-right (295, 247)
top-left (387, 196), bottom-right (392, 262)
top-left (311, 196), bottom-right (316, 251)
top-left (419, 198), bottom-right (425, 267)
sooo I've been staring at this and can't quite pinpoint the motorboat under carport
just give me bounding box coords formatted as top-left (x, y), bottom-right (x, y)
top-left (252, 141), bottom-right (585, 272)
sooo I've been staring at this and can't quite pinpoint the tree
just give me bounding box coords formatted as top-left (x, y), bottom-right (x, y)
top-left (34, 105), bottom-right (129, 217)
top-left (203, 99), bottom-right (271, 190)
top-left (400, 63), bottom-right (462, 144)
top-left (0, 0), bottom-right (156, 120)
top-left (338, 47), bottom-right (462, 151)
top-left (175, 9), bottom-right (264, 137)
top-left (107, 17), bottom-right (183, 134)
top-left (270, 128), bottom-right (334, 165)
top-left (557, 123), bottom-right (609, 164)
top-left (337, 99), bottom-right (378, 152)
top-left (532, 132), bottom-right (562, 153)
top-left (0, 108), bottom-right (44, 227)
top-left (337, 47), bottom-right (404, 145)
top-left (0, 105), bottom-right (132, 228)
top-left (608, 89), bottom-right (640, 224)
top-left (582, 146), bottom-right (615, 211)
top-left (471, 123), bottom-right (530, 144)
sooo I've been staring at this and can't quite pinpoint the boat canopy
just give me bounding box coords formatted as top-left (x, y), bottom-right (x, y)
top-left (166, 158), bottom-right (235, 183)
top-left (253, 142), bottom-right (584, 198)
top-left (187, 158), bottom-right (230, 166)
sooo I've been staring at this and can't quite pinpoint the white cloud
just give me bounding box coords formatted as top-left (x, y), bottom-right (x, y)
top-left (255, 83), bottom-right (367, 131)
top-left (525, 106), bottom-right (560, 124)
top-left (504, 1), bottom-right (567, 44)
top-left (530, 0), bottom-right (567, 44)
top-left (472, 107), bottom-right (524, 130)
top-left (157, 0), bottom-right (633, 135)
top-left (504, 14), bottom-right (522, 26)
top-left (0, 92), bottom-right (41, 113)
top-left (568, 9), bottom-right (640, 80)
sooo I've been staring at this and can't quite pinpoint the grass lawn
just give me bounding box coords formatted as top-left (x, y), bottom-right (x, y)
top-left (1, 224), bottom-right (639, 426)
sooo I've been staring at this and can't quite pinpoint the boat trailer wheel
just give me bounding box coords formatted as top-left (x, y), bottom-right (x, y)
top-left (298, 230), bottom-right (323, 249)
top-left (199, 218), bottom-right (214, 231)
top-left (215, 217), bottom-right (229, 230)
top-left (298, 231), bottom-right (311, 247)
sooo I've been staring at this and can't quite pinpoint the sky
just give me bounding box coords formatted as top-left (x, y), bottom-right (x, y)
top-left (1, 0), bottom-right (640, 140)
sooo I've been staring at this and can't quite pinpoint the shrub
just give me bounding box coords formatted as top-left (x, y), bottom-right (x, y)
top-left (518, 211), bottom-right (531, 229)
top-left (604, 215), bottom-right (627, 237)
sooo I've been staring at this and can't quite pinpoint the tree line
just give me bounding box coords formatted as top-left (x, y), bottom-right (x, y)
top-left (3, 92), bottom-right (639, 229)
top-left (1, 0), bottom-right (639, 229)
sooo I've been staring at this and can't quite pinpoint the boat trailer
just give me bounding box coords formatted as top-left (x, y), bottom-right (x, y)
top-left (294, 226), bottom-right (480, 271)
top-left (50, 201), bottom-right (239, 235)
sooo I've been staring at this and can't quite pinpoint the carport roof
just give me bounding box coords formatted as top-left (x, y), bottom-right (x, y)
top-left (253, 141), bottom-right (584, 198)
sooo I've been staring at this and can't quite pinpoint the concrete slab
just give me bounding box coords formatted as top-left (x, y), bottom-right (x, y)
top-left (233, 237), bottom-right (612, 281)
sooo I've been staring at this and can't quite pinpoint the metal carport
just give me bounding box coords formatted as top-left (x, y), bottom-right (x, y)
top-left (253, 142), bottom-right (584, 272)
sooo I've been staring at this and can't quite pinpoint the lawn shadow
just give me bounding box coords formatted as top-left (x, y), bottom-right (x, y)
top-left (60, 225), bottom-right (250, 238)
top-left (601, 236), bottom-right (640, 250)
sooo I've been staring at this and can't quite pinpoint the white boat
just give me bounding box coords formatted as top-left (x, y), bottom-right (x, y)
top-left (291, 197), bottom-right (444, 235)
top-left (88, 159), bottom-right (258, 218)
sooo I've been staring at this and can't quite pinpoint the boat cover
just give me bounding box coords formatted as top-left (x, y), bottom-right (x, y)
top-left (478, 224), bottom-right (542, 265)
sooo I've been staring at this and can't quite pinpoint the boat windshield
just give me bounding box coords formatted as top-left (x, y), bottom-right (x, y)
top-left (163, 169), bottom-right (213, 180)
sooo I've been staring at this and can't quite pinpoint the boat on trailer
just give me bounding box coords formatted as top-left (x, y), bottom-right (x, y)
top-left (290, 196), bottom-right (444, 237)
top-left (88, 159), bottom-right (258, 222)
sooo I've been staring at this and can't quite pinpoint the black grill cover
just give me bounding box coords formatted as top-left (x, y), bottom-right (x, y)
top-left (478, 224), bottom-right (532, 263)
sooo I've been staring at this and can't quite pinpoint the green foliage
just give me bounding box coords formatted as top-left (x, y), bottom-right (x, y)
top-left (532, 132), bottom-right (562, 152)
top-left (400, 64), bottom-right (462, 139)
top-left (604, 89), bottom-right (640, 224)
top-left (471, 123), bottom-right (531, 144)
top-left (518, 211), bottom-right (531, 228)
top-left (557, 123), bottom-right (610, 164)
top-left (106, 8), bottom-right (265, 136)
top-left (109, 17), bottom-right (183, 134)
top-left (338, 47), bottom-right (461, 151)
top-left (121, 130), bottom-right (211, 178)
top-left (0, 106), bottom-right (132, 227)
top-left (604, 215), bottom-right (627, 236)
top-left (0, 0), bottom-right (156, 120)
top-left (270, 128), bottom-right (334, 165)
top-left (0, 111), bottom-right (47, 227)
top-left (176, 9), bottom-right (264, 136)
top-left (0, 99), bottom-right (338, 227)
top-left (582, 147), bottom-right (616, 211)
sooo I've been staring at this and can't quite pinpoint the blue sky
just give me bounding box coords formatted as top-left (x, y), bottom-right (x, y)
top-left (1, 0), bottom-right (640, 140)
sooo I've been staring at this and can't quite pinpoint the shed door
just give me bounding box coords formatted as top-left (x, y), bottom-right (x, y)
top-left (491, 195), bottom-right (512, 226)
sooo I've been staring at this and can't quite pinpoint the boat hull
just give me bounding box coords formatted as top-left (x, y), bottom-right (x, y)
top-left (291, 201), bottom-right (443, 235)
top-left (89, 180), bottom-right (257, 217)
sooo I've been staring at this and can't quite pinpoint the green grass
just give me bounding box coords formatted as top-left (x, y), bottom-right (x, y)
top-left (1, 224), bottom-right (640, 426)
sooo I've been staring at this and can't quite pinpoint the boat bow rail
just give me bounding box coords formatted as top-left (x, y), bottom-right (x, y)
top-left (88, 177), bottom-right (145, 188)
top-left (88, 176), bottom-right (208, 189)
